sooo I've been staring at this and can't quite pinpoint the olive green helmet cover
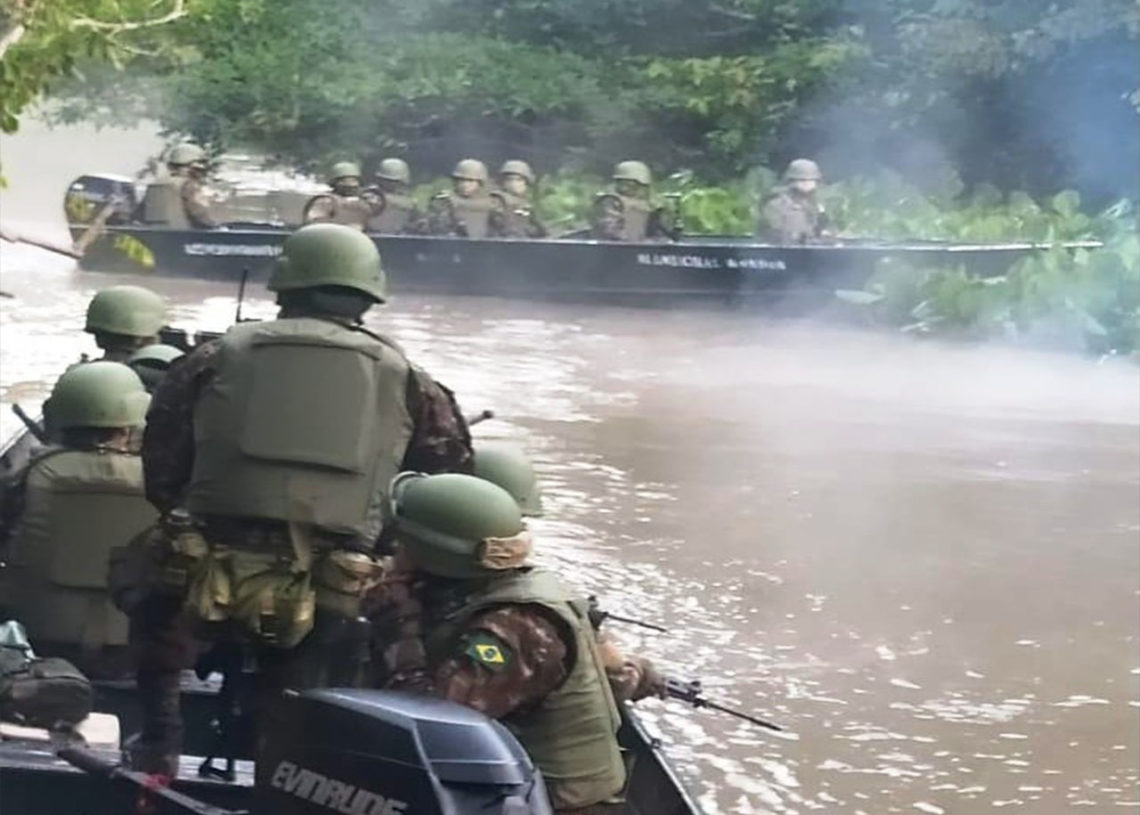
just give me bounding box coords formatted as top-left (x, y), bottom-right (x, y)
top-left (84, 285), bottom-right (167, 338)
top-left (168, 143), bottom-right (207, 166)
top-left (784, 158), bottom-right (822, 181)
top-left (376, 158), bottom-right (411, 184)
top-left (49, 361), bottom-right (150, 429)
top-left (612, 160), bottom-right (652, 187)
top-left (268, 223), bottom-right (387, 302)
top-left (330, 161), bottom-right (362, 182)
top-left (499, 160), bottom-right (535, 184)
top-left (473, 443), bottom-right (544, 517)
top-left (452, 159), bottom-right (489, 183)
top-left (391, 472), bottom-right (527, 579)
top-left (127, 343), bottom-right (185, 368)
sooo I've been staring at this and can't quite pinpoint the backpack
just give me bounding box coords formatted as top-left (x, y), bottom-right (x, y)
top-left (0, 645), bottom-right (93, 730)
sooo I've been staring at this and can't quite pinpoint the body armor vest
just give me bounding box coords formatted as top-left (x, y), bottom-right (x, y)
top-left (425, 568), bottom-right (626, 810)
top-left (596, 192), bottom-right (651, 242)
top-left (139, 176), bottom-right (191, 229)
top-left (438, 193), bottom-right (494, 238)
top-left (367, 191), bottom-right (417, 234)
top-left (490, 190), bottom-right (538, 238)
top-left (303, 194), bottom-right (372, 230)
top-left (9, 448), bottom-right (156, 657)
top-left (186, 318), bottom-right (413, 541)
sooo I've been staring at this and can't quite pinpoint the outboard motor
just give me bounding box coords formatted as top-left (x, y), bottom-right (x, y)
top-left (64, 174), bottom-right (138, 226)
top-left (257, 689), bottom-right (553, 815)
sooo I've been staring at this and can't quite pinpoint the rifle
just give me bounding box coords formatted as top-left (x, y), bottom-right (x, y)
top-left (586, 595), bottom-right (668, 633)
top-left (12, 404), bottom-right (47, 443)
top-left (234, 266), bottom-right (250, 323)
top-left (664, 677), bottom-right (783, 733)
top-left (57, 747), bottom-right (241, 815)
top-left (468, 409), bottom-right (494, 427)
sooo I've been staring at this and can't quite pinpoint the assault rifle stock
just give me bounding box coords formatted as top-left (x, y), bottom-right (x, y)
top-left (664, 677), bottom-right (783, 733)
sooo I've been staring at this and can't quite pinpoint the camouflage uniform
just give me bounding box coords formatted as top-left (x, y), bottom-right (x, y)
top-left (489, 190), bottom-right (548, 239)
top-left (302, 194), bottom-right (373, 231)
top-left (181, 175), bottom-right (219, 229)
top-left (590, 194), bottom-right (677, 243)
top-left (758, 188), bottom-right (828, 244)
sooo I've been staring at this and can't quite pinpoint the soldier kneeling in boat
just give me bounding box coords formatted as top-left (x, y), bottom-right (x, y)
top-left (115, 223), bottom-right (473, 775)
top-left (591, 161), bottom-right (680, 243)
top-left (489, 160), bottom-right (548, 239)
top-left (138, 142), bottom-right (219, 230)
top-left (427, 159), bottom-right (507, 239)
top-left (303, 161), bottom-right (373, 230)
top-left (757, 158), bottom-right (833, 244)
top-left (0, 362), bottom-right (156, 680)
top-left (365, 158), bottom-right (427, 235)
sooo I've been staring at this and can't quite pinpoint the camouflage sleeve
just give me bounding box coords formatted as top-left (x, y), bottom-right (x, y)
top-left (0, 466), bottom-right (29, 549)
top-left (401, 367), bottom-right (474, 474)
top-left (486, 195), bottom-right (508, 238)
top-left (595, 630), bottom-right (664, 703)
top-left (591, 195), bottom-right (624, 240)
top-left (527, 212), bottom-right (549, 239)
top-left (648, 207), bottom-right (680, 241)
top-left (142, 341), bottom-right (220, 513)
top-left (426, 196), bottom-right (459, 236)
top-left (182, 180), bottom-right (219, 228)
top-left (403, 204), bottom-right (428, 236)
top-left (430, 605), bottom-right (570, 719)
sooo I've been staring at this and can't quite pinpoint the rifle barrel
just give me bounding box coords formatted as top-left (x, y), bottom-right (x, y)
top-left (604, 611), bottom-right (669, 633)
top-left (468, 409), bottom-right (494, 426)
top-left (703, 698), bottom-right (784, 732)
top-left (12, 404), bottom-right (47, 443)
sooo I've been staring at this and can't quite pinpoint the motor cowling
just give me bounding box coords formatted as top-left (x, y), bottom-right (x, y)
top-left (64, 175), bottom-right (138, 226)
top-left (256, 689), bottom-right (553, 815)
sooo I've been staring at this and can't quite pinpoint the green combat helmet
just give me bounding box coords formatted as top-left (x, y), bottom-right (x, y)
top-left (452, 159), bottom-right (489, 184)
top-left (499, 160), bottom-right (536, 184)
top-left (268, 223), bottom-right (387, 302)
top-left (612, 160), bottom-right (652, 187)
top-left (127, 343), bottom-right (185, 392)
top-left (168, 143), bottom-right (207, 167)
top-left (391, 472), bottom-right (527, 579)
top-left (48, 361), bottom-right (150, 430)
top-left (784, 158), bottom-right (822, 181)
top-left (330, 161), bottom-right (362, 182)
top-left (473, 443), bottom-right (544, 517)
top-left (84, 285), bottom-right (167, 339)
top-left (376, 158), bottom-right (411, 185)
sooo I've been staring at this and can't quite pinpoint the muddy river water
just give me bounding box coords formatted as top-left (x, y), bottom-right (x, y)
top-left (2, 123), bottom-right (1139, 814)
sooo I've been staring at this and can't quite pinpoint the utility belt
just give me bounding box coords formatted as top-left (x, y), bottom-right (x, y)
top-left (109, 512), bottom-right (385, 650)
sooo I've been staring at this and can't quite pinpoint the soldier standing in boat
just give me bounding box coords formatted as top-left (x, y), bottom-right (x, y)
top-left (371, 472), bottom-right (641, 813)
top-left (0, 363), bottom-right (156, 679)
top-left (365, 158), bottom-right (426, 235)
top-left (427, 159), bottom-right (505, 238)
top-left (138, 143), bottom-right (219, 230)
top-left (591, 161), bottom-right (680, 243)
top-left (489, 160), bottom-right (548, 239)
top-left (120, 223), bottom-right (473, 775)
top-left (757, 158), bottom-right (832, 244)
top-left (303, 161), bottom-right (373, 230)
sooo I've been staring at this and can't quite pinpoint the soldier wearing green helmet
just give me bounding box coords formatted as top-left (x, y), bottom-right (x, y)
top-left (0, 362), bottom-right (156, 679)
top-left (126, 343), bottom-right (185, 393)
top-left (757, 157), bottom-right (833, 244)
top-left (370, 471), bottom-right (628, 812)
top-left (591, 160), bottom-right (680, 242)
top-left (139, 141), bottom-right (218, 229)
top-left (82, 285), bottom-right (168, 362)
top-left (427, 158), bottom-right (508, 238)
top-left (365, 158), bottom-right (426, 235)
top-left (125, 222), bottom-right (473, 775)
top-left (303, 161), bottom-right (373, 230)
top-left (489, 160), bottom-right (548, 239)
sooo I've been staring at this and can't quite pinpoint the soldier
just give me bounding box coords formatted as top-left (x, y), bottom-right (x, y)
top-left (0, 362), bottom-right (156, 679)
top-left (126, 343), bottom-right (185, 393)
top-left (591, 161), bottom-right (680, 243)
top-left (123, 223), bottom-right (474, 775)
top-left (757, 158), bottom-right (832, 244)
top-left (138, 142), bottom-right (218, 229)
top-left (303, 161), bottom-right (373, 230)
top-left (82, 285), bottom-right (168, 363)
top-left (372, 472), bottom-right (627, 812)
top-left (470, 443), bottom-right (664, 705)
top-left (489, 160), bottom-right (547, 239)
top-left (427, 159), bottom-right (504, 238)
top-left (365, 158), bottom-right (426, 235)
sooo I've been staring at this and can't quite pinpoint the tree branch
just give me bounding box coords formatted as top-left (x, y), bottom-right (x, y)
top-left (71, 0), bottom-right (186, 33)
top-left (0, 22), bottom-right (26, 61)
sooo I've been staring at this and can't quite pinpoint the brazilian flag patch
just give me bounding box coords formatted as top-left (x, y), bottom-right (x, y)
top-left (463, 632), bottom-right (512, 672)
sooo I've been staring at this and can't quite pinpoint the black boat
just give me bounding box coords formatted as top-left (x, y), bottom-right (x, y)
top-left (65, 173), bottom-right (1099, 308)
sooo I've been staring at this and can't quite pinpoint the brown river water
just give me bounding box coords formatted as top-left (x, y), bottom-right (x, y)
top-left (2, 122), bottom-right (1139, 814)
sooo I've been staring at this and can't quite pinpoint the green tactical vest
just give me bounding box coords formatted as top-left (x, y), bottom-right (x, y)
top-left (440, 193), bottom-right (494, 239)
top-left (367, 192), bottom-right (417, 234)
top-left (425, 568), bottom-right (626, 810)
top-left (597, 192), bottom-right (651, 242)
top-left (489, 190), bottom-right (534, 239)
top-left (186, 318), bottom-right (413, 541)
top-left (8, 448), bottom-right (156, 654)
top-left (140, 176), bottom-right (191, 229)
top-left (304, 194), bottom-right (373, 230)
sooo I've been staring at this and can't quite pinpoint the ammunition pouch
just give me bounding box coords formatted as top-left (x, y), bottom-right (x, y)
top-left (312, 549), bottom-right (384, 619)
top-left (0, 647), bottom-right (93, 729)
top-left (108, 517), bottom-right (210, 615)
